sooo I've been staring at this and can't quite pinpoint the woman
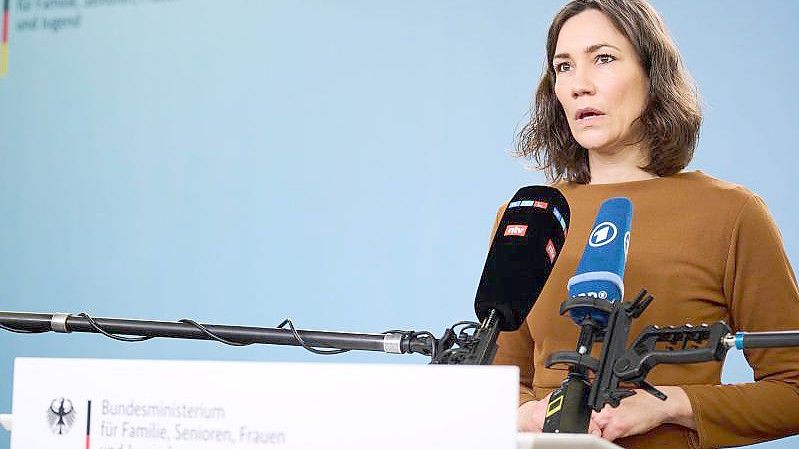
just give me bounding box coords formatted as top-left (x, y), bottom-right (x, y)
top-left (493, 0), bottom-right (799, 448)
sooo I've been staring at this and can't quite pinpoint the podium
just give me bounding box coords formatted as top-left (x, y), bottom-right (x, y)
top-left (3, 358), bottom-right (622, 449)
top-left (9, 358), bottom-right (518, 449)
top-left (518, 433), bottom-right (621, 448)
top-left (0, 416), bottom-right (621, 449)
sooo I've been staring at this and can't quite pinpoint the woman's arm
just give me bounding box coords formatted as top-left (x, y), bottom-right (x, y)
top-left (597, 194), bottom-right (799, 448)
top-left (592, 385), bottom-right (694, 442)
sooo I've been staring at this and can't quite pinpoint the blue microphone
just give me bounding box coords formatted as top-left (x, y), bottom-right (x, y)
top-left (567, 197), bottom-right (633, 327)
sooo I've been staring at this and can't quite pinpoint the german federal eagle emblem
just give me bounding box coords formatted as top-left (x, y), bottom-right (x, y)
top-left (46, 398), bottom-right (76, 435)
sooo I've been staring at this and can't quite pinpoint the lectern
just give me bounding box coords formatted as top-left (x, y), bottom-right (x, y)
top-left (518, 433), bottom-right (621, 449)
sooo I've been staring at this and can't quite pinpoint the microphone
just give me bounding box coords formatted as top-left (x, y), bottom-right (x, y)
top-left (541, 197), bottom-right (632, 433)
top-left (450, 186), bottom-right (569, 365)
top-left (567, 197), bottom-right (633, 327)
top-left (474, 186), bottom-right (571, 332)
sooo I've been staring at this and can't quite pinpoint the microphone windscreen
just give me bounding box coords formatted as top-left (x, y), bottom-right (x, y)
top-left (475, 186), bottom-right (570, 331)
top-left (567, 197), bottom-right (633, 326)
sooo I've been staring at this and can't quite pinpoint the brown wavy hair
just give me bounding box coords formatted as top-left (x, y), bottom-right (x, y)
top-left (515, 0), bottom-right (702, 184)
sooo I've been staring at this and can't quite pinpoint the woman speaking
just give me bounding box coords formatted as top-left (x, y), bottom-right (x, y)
top-left (493, 0), bottom-right (799, 447)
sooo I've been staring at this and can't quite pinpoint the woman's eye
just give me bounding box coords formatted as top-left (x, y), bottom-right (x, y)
top-left (596, 54), bottom-right (616, 64)
top-left (555, 62), bottom-right (572, 73)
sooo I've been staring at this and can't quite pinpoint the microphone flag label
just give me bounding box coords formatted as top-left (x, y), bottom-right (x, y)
top-left (533, 201), bottom-right (549, 209)
top-left (546, 240), bottom-right (557, 263)
top-left (553, 207), bottom-right (567, 234)
top-left (566, 197), bottom-right (633, 326)
top-left (504, 224), bottom-right (528, 237)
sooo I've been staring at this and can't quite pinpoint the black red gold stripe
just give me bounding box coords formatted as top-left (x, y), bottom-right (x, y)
top-left (85, 400), bottom-right (92, 449)
top-left (1, 0), bottom-right (8, 76)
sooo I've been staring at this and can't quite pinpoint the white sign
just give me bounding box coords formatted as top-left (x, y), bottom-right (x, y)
top-left (10, 358), bottom-right (518, 449)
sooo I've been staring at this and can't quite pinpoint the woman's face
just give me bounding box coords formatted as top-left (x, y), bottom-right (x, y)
top-left (553, 9), bottom-right (649, 155)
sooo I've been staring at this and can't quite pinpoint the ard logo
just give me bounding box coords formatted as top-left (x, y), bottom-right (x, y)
top-left (47, 398), bottom-right (77, 435)
top-left (588, 222), bottom-right (617, 247)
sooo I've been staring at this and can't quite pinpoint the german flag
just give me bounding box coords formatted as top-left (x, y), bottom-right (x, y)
top-left (1, 0), bottom-right (8, 76)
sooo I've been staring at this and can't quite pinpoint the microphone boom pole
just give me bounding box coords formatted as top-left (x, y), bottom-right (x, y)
top-left (0, 311), bottom-right (434, 355)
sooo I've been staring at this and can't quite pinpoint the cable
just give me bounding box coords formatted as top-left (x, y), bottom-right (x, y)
top-left (450, 320), bottom-right (480, 329)
top-left (76, 313), bottom-right (154, 342)
top-left (277, 318), bottom-right (350, 355)
top-left (429, 320), bottom-right (486, 364)
top-left (178, 319), bottom-right (251, 347)
top-left (451, 321), bottom-right (479, 341)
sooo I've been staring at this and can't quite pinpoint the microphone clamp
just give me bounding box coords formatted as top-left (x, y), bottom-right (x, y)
top-left (544, 289), bottom-right (748, 434)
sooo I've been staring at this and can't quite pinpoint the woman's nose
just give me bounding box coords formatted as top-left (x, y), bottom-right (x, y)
top-left (571, 68), bottom-right (596, 98)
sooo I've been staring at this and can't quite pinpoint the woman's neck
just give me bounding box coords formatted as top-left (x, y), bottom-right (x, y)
top-left (587, 144), bottom-right (656, 185)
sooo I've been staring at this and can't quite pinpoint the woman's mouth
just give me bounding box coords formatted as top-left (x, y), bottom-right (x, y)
top-left (575, 107), bottom-right (606, 123)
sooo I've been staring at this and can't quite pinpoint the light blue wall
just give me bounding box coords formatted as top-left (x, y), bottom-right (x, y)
top-left (1, 1), bottom-right (797, 447)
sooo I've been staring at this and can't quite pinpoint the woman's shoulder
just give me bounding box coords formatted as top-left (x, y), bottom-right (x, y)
top-left (667, 170), bottom-right (757, 203)
top-left (549, 170), bottom-right (761, 220)
top-left (551, 170), bottom-right (755, 200)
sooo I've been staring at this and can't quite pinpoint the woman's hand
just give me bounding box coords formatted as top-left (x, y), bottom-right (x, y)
top-left (517, 394), bottom-right (602, 437)
top-left (592, 386), bottom-right (695, 442)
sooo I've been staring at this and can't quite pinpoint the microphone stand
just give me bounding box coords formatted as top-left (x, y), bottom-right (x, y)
top-left (0, 311), bottom-right (434, 356)
top-left (542, 291), bottom-right (671, 433)
top-left (542, 289), bottom-right (799, 434)
top-left (541, 298), bottom-right (613, 433)
top-left (0, 310), bottom-right (504, 365)
top-left (430, 309), bottom-right (501, 365)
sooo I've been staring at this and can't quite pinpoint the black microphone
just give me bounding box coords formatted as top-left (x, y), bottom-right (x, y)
top-left (434, 186), bottom-right (569, 365)
top-left (475, 186), bottom-right (571, 332)
top-left (448, 186), bottom-right (571, 365)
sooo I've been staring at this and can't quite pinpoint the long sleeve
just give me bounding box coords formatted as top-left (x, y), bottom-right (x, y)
top-left (511, 172), bottom-right (799, 448)
top-left (682, 195), bottom-right (799, 448)
top-left (495, 320), bottom-right (538, 405)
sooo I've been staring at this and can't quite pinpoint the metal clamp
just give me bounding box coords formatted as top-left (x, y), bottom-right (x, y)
top-left (383, 334), bottom-right (403, 354)
top-left (50, 313), bottom-right (71, 333)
